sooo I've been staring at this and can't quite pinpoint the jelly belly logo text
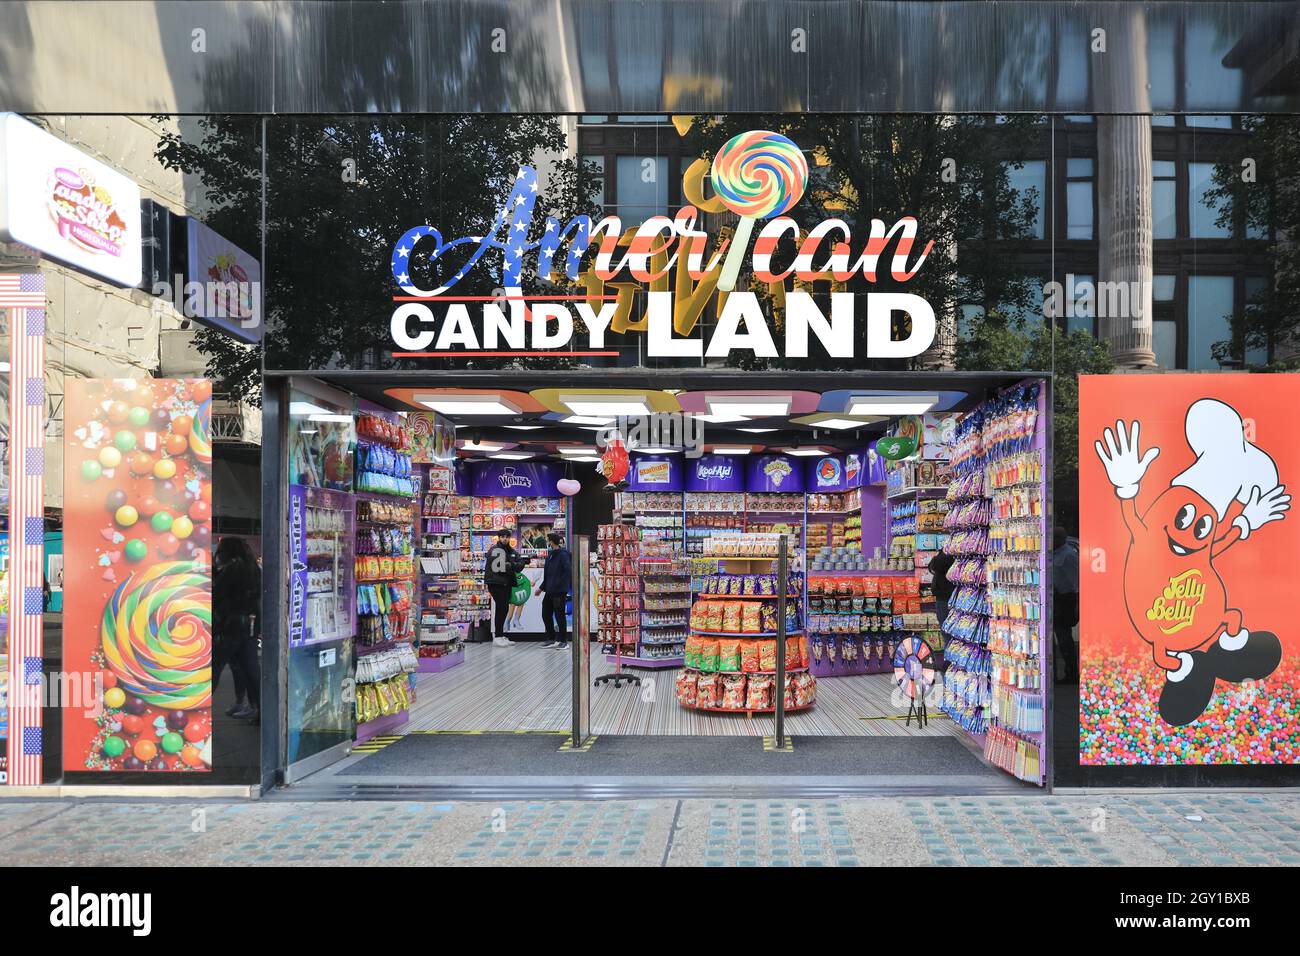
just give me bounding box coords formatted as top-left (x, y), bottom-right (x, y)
top-left (389, 131), bottom-right (937, 362)
top-left (1145, 569), bottom-right (1207, 636)
top-left (496, 468), bottom-right (533, 490)
top-left (48, 166), bottom-right (128, 258)
top-left (764, 459), bottom-right (793, 486)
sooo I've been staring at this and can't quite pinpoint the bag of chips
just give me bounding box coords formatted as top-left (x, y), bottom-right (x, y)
top-left (718, 639), bottom-right (742, 672)
top-left (696, 673), bottom-right (722, 708)
top-left (722, 601), bottom-right (742, 633)
top-left (787, 636), bottom-right (805, 668)
top-left (705, 602), bottom-right (725, 631)
top-left (758, 640), bottom-right (777, 670)
top-left (721, 674), bottom-right (747, 709)
top-left (746, 675), bottom-right (774, 709)
top-left (675, 670), bottom-right (698, 706)
top-left (684, 634), bottom-right (701, 669)
top-left (740, 639), bottom-right (761, 673)
top-left (742, 603), bottom-right (762, 633)
top-left (699, 639), bottom-right (720, 672)
top-left (760, 602), bottom-right (778, 632)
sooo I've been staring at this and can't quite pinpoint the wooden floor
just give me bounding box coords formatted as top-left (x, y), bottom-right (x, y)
top-left (409, 641), bottom-right (966, 739)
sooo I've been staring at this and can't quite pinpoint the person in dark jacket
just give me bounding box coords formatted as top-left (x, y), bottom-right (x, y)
top-left (484, 529), bottom-right (523, 647)
top-left (536, 531), bottom-right (572, 648)
top-left (928, 550), bottom-right (955, 632)
top-left (213, 537), bottom-right (262, 719)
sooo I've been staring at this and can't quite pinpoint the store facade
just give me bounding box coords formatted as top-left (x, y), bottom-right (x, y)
top-left (3, 0), bottom-right (1299, 795)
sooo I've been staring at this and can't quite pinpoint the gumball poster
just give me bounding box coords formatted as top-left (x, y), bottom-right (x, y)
top-left (62, 379), bottom-right (214, 773)
top-left (1079, 374), bottom-right (1300, 765)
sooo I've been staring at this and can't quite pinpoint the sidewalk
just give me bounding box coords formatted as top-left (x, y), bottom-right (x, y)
top-left (3, 792), bottom-right (1298, 866)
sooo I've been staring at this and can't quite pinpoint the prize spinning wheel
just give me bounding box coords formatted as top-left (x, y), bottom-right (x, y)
top-left (892, 636), bottom-right (936, 727)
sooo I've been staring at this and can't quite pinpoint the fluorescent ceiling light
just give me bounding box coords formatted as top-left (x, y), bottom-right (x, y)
top-left (308, 413), bottom-right (354, 423)
top-left (503, 425), bottom-right (543, 431)
top-left (562, 415), bottom-right (616, 426)
top-left (845, 394), bottom-right (939, 416)
top-left (489, 452), bottom-right (533, 460)
top-left (559, 446), bottom-right (599, 456)
top-left (566, 456), bottom-right (602, 463)
top-left (737, 427), bottom-right (777, 433)
top-left (459, 440), bottom-right (509, 452)
top-left (811, 417), bottom-right (878, 431)
top-left (635, 447), bottom-right (681, 454)
top-left (419, 394), bottom-right (521, 415)
top-left (560, 395), bottom-right (652, 417)
top-left (779, 447), bottom-right (831, 457)
top-left (706, 395), bottom-right (791, 417)
top-left (710, 446), bottom-right (754, 455)
top-left (689, 412), bottom-right (751, 424)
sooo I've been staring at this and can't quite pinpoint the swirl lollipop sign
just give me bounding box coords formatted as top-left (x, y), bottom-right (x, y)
top-left (710, 130), bottom-right (809, 292)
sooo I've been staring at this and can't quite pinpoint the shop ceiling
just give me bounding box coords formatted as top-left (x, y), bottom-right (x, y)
top-left (294, 368), bottom-right (1038, 457)
top-left (2, 1), bottom-right (1296, 114)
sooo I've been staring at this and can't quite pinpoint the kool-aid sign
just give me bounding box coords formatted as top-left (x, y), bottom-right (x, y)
top-left (686, 454), bottom-right (745, 492)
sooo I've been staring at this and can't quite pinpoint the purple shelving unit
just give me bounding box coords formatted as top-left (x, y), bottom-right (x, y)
top-left (417, 648), bottom-right (465, 673)
top-left (355, 708), bottom-right (409, 744)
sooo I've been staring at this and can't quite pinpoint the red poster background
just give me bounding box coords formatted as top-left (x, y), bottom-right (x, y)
top-left (63, 378), bottom-right (214, 773)
top-left (1079, 374), bottom-right (1300, 765)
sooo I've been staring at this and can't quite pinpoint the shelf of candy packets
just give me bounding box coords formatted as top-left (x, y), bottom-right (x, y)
top-left (354, 643), bottom-right (418, 723)
top-left (354, 553), bottom-right (414, 582)
top-left (621, 492), bottom-right (682, 512)
top-left (690, 599), bottom-right (800, 635)
top-left (701, 532), bottom-right (802, 558)
top-left (355, 415), bottom-right (417, 498)
top-left (598, 523), bottom-right (639, 647)
top-left (357, 582), bottom-right (413, 647)
top-left (677, 651), bottom-right (816, 712)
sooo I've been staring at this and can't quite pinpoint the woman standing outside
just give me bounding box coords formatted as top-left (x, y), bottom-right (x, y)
top-left (213, 537), bottom-right (262, 719)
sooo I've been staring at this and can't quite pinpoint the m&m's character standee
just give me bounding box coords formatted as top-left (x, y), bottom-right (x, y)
top-left (1094, 399), bottom-right (1289, 726)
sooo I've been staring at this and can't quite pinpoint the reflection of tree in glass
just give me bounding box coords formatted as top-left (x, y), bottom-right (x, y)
top-left (1206, 115), bottom-right (1297, 370)
top-left (679, 114), bottom-right (1045, 371)
top-left (155, 116), bottom-right (599, 401)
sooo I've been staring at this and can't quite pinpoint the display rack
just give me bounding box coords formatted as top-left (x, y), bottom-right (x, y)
top-left (352, 410), bottom-right (419, 739)
top-left (683, 491), bottom-right (745, 555)
top-left (806, 572), bottom-right (939, 677)
top-left (415, 464), bottom-right (465, 673)
top-left (676, 534), bottom-right (816, 715)
top-left (625, 543), bottom-right (690, 668)
top-left (596, 521), bottom-right (640, 659)
top-left (980, 382), bottom-right (1048, 786)
top-left (454, 495), bottom-right (491, 639)
top-left (288, 484), bottom-right (356, 647)
top-left (938, 408), bottom-right (992, 746)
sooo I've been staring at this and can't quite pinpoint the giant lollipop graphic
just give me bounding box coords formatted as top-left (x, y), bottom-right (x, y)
top-left (710, 130), bottom-right (809, 292)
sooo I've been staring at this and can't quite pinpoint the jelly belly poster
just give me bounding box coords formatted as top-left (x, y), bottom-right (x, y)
top-left (1079, 374), bottom-right (1298, 765)
top-left (63, 379), bottom-right (214, 772)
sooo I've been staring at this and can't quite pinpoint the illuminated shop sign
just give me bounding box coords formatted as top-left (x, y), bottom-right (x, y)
top-left (0, 112), bottom-right (142, 287)
top-left (389, 130), bottom-right (937, 361)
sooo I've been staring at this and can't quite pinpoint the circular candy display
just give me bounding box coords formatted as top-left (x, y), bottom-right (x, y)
top-left (892, 636), bottom-right (936, 700)
top-left (189, 399), bottom-right (212, 465)
top-left (710, 130), bottom-right (808, 219)
top-left (101, 560), bottom-right (212, 711)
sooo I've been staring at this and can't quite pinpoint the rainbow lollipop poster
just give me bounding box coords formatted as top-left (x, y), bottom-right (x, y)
top-left (63, 379), bottom-right (214, 774)
top-left (710, 130), bottom-right (809, 292)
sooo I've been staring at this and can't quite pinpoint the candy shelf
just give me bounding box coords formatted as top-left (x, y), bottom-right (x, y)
top-left (678, 534), bottom-right (816, 714)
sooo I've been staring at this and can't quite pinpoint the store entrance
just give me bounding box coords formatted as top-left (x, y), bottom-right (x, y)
top-left (282, 370), bottom-right (1050, 791)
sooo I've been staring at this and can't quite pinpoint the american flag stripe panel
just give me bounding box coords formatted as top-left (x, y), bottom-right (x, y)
top-left (2, 272), bottom-right (45, 786)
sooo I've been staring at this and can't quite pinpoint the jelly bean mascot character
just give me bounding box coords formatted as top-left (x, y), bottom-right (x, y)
top-left (1094, 399), bottom-right (1288, 726)
top-left (599, 437), bottom-right (630, 491)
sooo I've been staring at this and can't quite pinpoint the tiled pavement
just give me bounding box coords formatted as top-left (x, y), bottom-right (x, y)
top-left (2, 793), bottom-right (1299, 866)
